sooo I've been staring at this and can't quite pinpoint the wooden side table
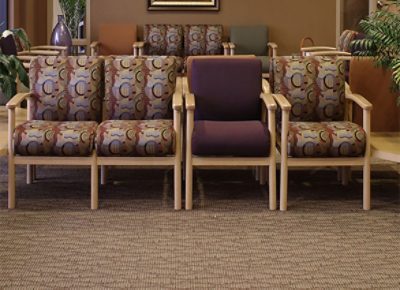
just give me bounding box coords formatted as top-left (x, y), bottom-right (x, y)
top-left (371, 132), bottom-right (400, 163)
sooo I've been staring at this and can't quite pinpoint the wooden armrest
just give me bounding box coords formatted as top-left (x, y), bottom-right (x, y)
top-left (90, 41), bottom-right (100, 48)
top-left (228, 42), bottom-right (236, 49)
top-left (31, 45), bottom-right (67, 51)
top-left (345, 84), bottom-right (372, 111)
top-left (308, 50), bottom-right (351, 57)
top-left (262, 79), bottom-right (271, 94)
top-left (173, 77), bottom-right (183, 111)
top-left (133, 41), bottom-right (145, 48)
top-left (6, 93), bottom-right (31, 110)
top-left (267, 42), bottom-right (278, 49)
top-left (18, 50), bottom-right (60, 56)
top-left (260, 93), bottom-right (277, 111)
top-left (268, 42), bottom-right (278, 57)
top-left (185, 93), bottom-right (195, 111)
top-left (301, 46), bottom-right (338, 52)
top-left (222, 42), bottom-right (230, 49)
top-left (17, 55), bottom-right (35, 61)
top-left (272, 94), bottom-right (291, 111)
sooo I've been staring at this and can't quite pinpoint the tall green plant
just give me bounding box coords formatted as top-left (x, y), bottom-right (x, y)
top-left (59, 0), bottom-right (86, 39)
top-left (352, 1), bottom-right (400, 105)
top-left (0, 54), bottom-right (29, 100)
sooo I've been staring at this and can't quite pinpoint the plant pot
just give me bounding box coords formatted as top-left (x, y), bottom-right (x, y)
top-left (50, 15), bottom-right (72, 55)
top-left (349, 57), bottom-right (400, 132)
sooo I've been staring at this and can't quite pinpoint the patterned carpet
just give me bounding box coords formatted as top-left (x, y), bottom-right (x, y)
top-left (0, 157), bottom-right (399, 288)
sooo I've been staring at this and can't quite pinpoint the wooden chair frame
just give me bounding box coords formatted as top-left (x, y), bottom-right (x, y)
top-left (270, 82), bottom-right (373, 211)
top-left (96, 77), bottom-right (183, 210)
top-left (7, 93), bottom-right (98, 210)
top-left (184, 77), bottom-right (277, 210)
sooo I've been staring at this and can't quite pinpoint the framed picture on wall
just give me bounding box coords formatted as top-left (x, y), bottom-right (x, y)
top-left (148, 0), bottom-right (220, 11)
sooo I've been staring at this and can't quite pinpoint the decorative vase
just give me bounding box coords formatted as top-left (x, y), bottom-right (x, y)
top-left (50, 15), bottom-right (72, 55)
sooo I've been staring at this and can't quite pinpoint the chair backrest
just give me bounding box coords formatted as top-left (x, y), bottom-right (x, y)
top-left (270, 56), bottom-right (345, 122)
top-left (230, 25), bottom-right (268, 56)
top-left (338, 30), bottom-right (359, 52)
top-left (104, 56), bottom-right (177, 120)
top-left (189, 57), bottom-right (262, 121)
top-left (184, 25), bottom-right (223, 56)
top-left (143, 24), bottom-right (184, 57)
top-left (98, 24), bottom-right (137, 55)
top-left (29, 56), bottom-right (104, 121)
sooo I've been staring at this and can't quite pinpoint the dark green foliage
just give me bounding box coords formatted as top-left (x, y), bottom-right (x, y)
top-left (352, 1), bottom-right (400, 105)
top-left (59, 0), bottom-right (86, 38)
top-left (0, 54), bottom-right (29, 100)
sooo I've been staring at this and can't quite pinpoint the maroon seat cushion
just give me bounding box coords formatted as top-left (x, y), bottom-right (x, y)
top-left (190, 58), bottom-right (262, 121)
top-left (192, 120), bottom-right (270, 157)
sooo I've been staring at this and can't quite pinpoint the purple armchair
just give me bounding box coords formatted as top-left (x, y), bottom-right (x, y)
top-left (184, 57), bottom-right (277, 210)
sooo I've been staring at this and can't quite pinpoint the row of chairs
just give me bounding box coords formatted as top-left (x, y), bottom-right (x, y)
top-left (6, 55), bottom-right (372, 211)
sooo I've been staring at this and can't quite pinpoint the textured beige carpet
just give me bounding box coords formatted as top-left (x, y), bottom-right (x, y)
top-left (0, 158), bottom-right (399, 288)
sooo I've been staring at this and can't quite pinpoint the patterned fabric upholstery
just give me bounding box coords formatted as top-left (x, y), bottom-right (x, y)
top-left (29, 56), bottom-right (103, 122)
top-left (286, 121), bottom-right (366, 157)
top-left (96, 120), bottom-right (175, 157)
top-left (271, 56), bottom-right (346, 122)
top-left (14, 120), bottom-right (97, 156)
top-left (184, 25), bottom-right (223, 56)
top-left (143, 24), bottom-right (184, 57)
top-left (338, 30), bottom-right (359, 52)
top-left (104, 56), bottom-right (177, 120)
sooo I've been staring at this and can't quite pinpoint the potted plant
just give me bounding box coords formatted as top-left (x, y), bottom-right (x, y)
top-left (59, 0), bottom-right (86, 38)
top-left (350, 0), bottom-right (400, 131)
top-left (0, 54), bottom-right (29, 105)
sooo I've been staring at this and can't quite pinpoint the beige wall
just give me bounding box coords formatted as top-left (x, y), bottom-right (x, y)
top-left (91, 0), bottom-right (337, 55)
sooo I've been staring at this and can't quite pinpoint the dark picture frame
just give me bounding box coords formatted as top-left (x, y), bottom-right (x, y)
top-left (148, 0), bottom-right (219, 11)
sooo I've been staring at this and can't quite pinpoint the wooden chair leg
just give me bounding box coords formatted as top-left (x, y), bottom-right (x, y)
top-left (174, 159), bottom-right (182, 210)
top-left (255, 166), bottom-right (260, 181)
top-left (8, 157), bottom-right (16, 209)
top-left (27, 165), bottom-right (34, 184)
top-left (91, 156), bottom-right (99, 210)
top-left (363, 161), bottom-right (371, 210)
top-left (101, 165), bottom-right (107, 185)
top-left (185, 162), bottom-right (193, 210)
top-left (269, 163), bottom-right (277, 210)
top-left (280, 160), bottom-right (288, 211)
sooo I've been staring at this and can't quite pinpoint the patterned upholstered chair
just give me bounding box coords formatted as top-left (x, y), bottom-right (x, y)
top-left (183, 25), bottom-right (225, 70)
top-left (90, 24), bottom-right (137, 56)
top-left (300, 30), bottom-right (362, 58)
top-left (96, 56), bottom-right (183, 210)
top-left (227, 25), bottom-right (278, 78)
top-left (7, 56), bottom-right (103, 209)
top-left (269, 56), bottom-right (372, 211)
top-left (184, 57), bottom-right (277, 210)
top-left (135, 24), bottom-right (184, 72)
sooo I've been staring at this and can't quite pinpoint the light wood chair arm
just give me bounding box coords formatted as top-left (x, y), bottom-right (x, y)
top-left (308, 50), bottom-right (351, 57)
top-left (17, 55), bottom-right (35, 61)
top-left (30, 45), bottom-right (67, 51)
top-left (18, 50), bottom-right (60, 56)
top-left (133, 41), bottom-right (145, 48)
top-left (6, 93), bottom-right (31, 110)
top-left (260, 93), bottom-right (277, 111)
top-left (173, 77), bottom-right (183, 111)
top-left (262, 79), bottom-right (271, 94)
top-left (90, 41), bottom-right (100, 48)
top-left (267, 42), bottom-right (278, 58)
top-left (228, 42), bottom-right (236, 55)
top-left (345, 84), bottom-right (372, 111)
top-left (185, 92), bottom-right (195, 111)
top-left (222, 42), bottom-right (230, 55)
top-left (300, 46), bottom-right (338, 52)
top-left (272, 94), bottom-right (291, 111)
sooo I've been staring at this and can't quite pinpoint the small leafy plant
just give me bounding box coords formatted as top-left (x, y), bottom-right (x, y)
top-left (352, 0), bottom-right (400, 105)
top-left (59, 0), bottom-right (86, 38)
top-left (0, 54), bottom-right (29, 100)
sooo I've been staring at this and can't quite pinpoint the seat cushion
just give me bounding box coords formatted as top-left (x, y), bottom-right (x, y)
top-left (192, 121), bottom-right (270, 157)
top-left (96, 120), bottom-right (175, 157)
top-left (14, 121), bottom-right (97, 156)
top-left (286, 121), bottom-right (366, 157)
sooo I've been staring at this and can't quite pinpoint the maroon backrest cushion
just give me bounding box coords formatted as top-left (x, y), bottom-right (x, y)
top-left (190, 58), bottom-right (262, 121)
